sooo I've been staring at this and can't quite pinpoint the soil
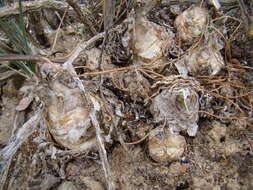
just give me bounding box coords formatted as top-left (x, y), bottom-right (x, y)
top-left (0, 1), bottom-right (253, 190)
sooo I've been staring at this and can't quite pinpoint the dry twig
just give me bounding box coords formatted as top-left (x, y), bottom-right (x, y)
top-left (0, 54), bottom-right (53, 64)
top-left (50, 5), bottom-right (69, 54)
top-left (90, 96), bottom-right (115, 190)
top-left (64, 32), bottom-right (105, 68)
top-left (62, 30), bottom-right (118, 190)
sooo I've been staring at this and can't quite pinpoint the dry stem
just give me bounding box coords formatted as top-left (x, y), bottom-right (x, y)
top-left (50, 5), bottom-right (69, 54)
top-left (63, 32), bottom-right (105, 68)
top-left (62, 30), bottom-right (117, 190)
top-left (90, 96), bottom-right (115, 190)
top-left (0, 54), bottom-right (52, 64)
top-left (0, 106), bottom-right (43, 189)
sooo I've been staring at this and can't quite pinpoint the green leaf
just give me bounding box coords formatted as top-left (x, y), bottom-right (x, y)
top-left (0, 0), bottom-right (35, 75)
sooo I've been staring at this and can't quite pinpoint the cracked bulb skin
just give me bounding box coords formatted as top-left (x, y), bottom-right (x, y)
top-left (47, 80), bottom-right (96, 150)
top-left (175, 6), bottom-right (208, 42)
top-left (39, 63), bottom-right (96, 151)
top-left (148, 131), bottom-right (186, 163)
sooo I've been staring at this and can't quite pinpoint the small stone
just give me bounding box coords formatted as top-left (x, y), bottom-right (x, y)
top-left (148, 130), bottom-right (186, 162)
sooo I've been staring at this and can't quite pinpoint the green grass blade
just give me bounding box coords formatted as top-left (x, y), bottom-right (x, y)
top-left (18, 0), bottom-right (31, 55)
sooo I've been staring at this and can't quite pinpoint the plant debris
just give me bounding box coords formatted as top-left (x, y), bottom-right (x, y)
top-left (175, 33), bottom-right (225, 76)
top-left (151, 77), bottom-right (200, 136)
